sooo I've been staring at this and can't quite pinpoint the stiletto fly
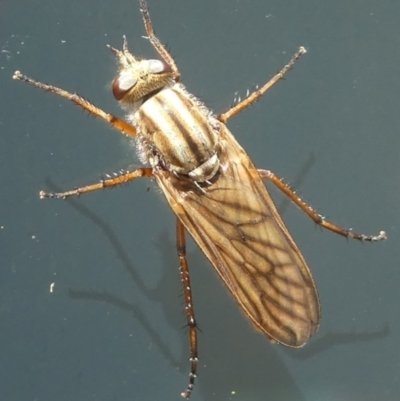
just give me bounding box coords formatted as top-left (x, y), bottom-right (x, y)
top-left (13, 0), bottom-right (386, 398)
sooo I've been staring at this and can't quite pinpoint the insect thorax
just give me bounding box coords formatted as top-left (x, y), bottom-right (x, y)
top-left (134, 84), bottom-right (221, 182)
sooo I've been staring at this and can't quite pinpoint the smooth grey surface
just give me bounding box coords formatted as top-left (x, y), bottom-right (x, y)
top-left (1, 1), bottom-right (399, 400)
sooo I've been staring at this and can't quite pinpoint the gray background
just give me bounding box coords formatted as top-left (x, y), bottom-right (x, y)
top-left (1, 1), bottom-right (399, 400)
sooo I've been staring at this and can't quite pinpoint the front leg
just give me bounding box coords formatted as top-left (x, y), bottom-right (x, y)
top-left (13, 71), bottom-right (137, 137)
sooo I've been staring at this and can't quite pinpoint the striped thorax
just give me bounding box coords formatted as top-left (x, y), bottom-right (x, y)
top-left (110, 38), bottom-right (220, 183)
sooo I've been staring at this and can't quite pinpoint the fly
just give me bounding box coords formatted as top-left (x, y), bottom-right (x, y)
top-left (13, 0), bottom-right (386, 398)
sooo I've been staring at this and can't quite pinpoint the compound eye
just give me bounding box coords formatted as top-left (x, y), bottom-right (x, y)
top-left (112, 70), bottom-right (137, 100)
top-left (148, 59), bottom-right (172, 74)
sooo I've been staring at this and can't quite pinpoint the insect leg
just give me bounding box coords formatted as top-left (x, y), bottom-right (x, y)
top-left (218, 46), bottom-right (306, 123)
top-left (258, 169), bottom-right (386, 242)
top-left (139, 0), bottom-right (181, 82)
top-left (176, 218), bottom-right (198, 399)
top-left (40, 168), bottom-right (153, 199)
top-left (13, 71), bottom-right (137, 137)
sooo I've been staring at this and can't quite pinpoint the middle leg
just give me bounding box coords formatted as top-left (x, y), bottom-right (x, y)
top-left (40, 168), bottom-right (154, 199)
top-left (218, 46), bottom-right (306, 123)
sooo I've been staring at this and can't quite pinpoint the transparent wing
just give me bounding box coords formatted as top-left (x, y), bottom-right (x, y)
top-left (155, 126), bottom-right (320, 347)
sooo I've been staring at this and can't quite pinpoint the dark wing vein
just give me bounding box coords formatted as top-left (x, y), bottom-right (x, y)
top-left (155, 126), bottom-right (320, 347)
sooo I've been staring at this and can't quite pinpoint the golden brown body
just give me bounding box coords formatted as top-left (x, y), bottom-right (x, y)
top-left (13, 0), bottom-right (385, 397)
top-left (156, 123), bottom-right (320, 347)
